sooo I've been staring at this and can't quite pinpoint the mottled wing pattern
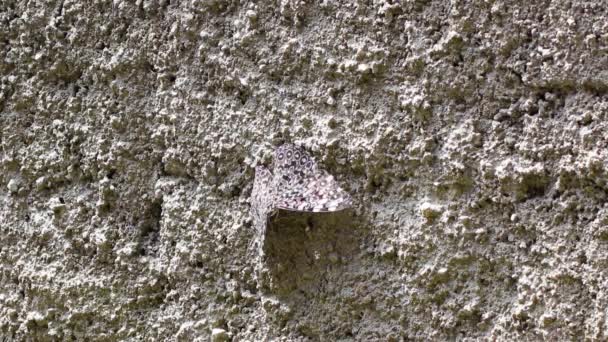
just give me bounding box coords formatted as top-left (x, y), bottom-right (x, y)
top-left (272, 144), bottom-right (352, 212)
top-left (272, 143), bottom-right (316, 185)
top-left (275, 170), bottom-right (353, 212)
top-left (250, 166), bottom-right (273, 234)
top-left (250, 143), bottom-right (352, 227)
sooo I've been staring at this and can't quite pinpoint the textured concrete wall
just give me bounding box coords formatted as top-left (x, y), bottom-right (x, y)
top-left (1, 0), bottom-right (608, 340)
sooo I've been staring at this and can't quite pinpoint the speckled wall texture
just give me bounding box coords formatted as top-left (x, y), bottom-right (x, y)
top-left (1, 0), bottom-right (608, 341)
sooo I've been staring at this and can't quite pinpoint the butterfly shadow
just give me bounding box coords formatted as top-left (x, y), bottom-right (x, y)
top-left (255, 208), bottom-right (363, 299)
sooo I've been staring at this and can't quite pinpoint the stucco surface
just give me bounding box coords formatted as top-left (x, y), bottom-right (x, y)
top-left (1, 0), bottom-right (608, 340)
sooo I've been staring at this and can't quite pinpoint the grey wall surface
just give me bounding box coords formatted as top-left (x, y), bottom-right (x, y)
top-left (1, 0), bottom-right (608, 340)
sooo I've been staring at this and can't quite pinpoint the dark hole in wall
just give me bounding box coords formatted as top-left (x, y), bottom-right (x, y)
top-left (107, 169), bottom-right (116, 179)
top-left (138, 199), bottom-right (163, 256)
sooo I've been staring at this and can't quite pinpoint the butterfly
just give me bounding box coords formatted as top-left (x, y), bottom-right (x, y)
top-left (250, 144), bottom-right (353, 234)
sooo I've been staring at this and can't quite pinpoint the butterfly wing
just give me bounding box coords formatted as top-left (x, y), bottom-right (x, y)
top-left (275, 171), bottom-right (352, 212)
top-left (272, 144), bottom-right (352, 212)
top-left (303, 171), bottom-right (353, 212)
top-left (272, 144), bottom-right (316, 179)
top-left (251, 142), bottom-right (353, 226)
top-left (251, 166), bottom-right (273, 233)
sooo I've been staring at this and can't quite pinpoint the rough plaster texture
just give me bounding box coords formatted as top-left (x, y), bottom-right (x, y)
top-left (1, 0), bottom-right (608, 340)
